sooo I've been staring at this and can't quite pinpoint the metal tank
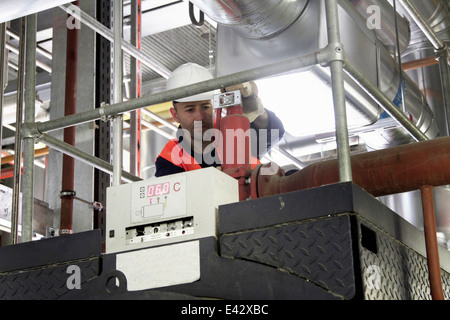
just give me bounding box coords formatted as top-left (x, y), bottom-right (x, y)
top-left (201, 0), bottom-right (439, 149)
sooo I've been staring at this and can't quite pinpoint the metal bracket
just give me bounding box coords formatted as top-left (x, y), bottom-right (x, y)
top-left (213, 90), bottom-right (242, 109)
top-left (60, 190), bottom-right (103, 211)
top-left (317, 42), bottom-right (345, 67)
top-left (99, 102), bottom-right (112, 122)
top-left (435, 43), bottom-right (449, 61)
top-left (21, 122), bottom-right (43, 141)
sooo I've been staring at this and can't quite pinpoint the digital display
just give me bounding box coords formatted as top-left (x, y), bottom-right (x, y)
top-left (147, 182), bottom-right (170, 197)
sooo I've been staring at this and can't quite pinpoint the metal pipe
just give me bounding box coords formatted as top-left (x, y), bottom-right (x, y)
top-left (10, 17), bottom-right (26, 245)
top-left (59, 2), bottom-right (171, 79)
top-left (39, 133), bottom-right (140, 183)
top-left (255, 136), bottom-right (450, 199)
top-left (21, 13), bottom-right (37, 242)
top-left (112, 0), bottom-right (123, 187)
top-left (6, 27), bottom-right (52, 60)
top-left (35, 52), bottom-right (320, 134)
top-left (393, 0), bottom-right (407, 114)
top-left (189, 0), bottom-right (309, 40)
top-left (0, 23), bottom-right (6, 177)
top-left (344, 57), bottom-right (429, 142)
top-left (325, 0), bottom-right (352, 182)
top-left (436, 47), bottom-right (450, 136)
top-left (420, 185), bottom-right (445, 300)
top-left (402, 56), bottom-right (439, 71)
top-left (129, 0), bottom-right (142, 178)
top-left (397, 0), bottom-right (446, 52)
top-left (60, 1), bottom-right (79, 236)
top-left (5, 41), bottom-right (52, 74)
top-left (141, 108), bottom-right (178, 132)
top-left (348, 0), bottom-right (411, 54)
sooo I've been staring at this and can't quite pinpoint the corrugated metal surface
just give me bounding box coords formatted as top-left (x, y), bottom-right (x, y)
top-left (127, 21), bottom-right (216, 83)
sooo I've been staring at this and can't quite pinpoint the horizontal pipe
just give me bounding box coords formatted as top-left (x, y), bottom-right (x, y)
top-left (1, 147), bottom-right (49, 165)
top-left (257, 136), bottom-right (450, 198)
top-left (39, 133), bottom-right (141, 183)
top-left (35, 52), bottom-right (320, 133)
top-left (402, 56), bottom-right (439, 71)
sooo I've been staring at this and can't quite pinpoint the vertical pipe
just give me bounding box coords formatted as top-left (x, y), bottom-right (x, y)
top-left (112, 0), bottom-right (123, 186)
top-left (21, 13), bottom-right (37, 242)
top-left (60, 1), bottom-right (79, 236)
top-left (392, 0), bottom-right (407, 114)
top-left (420, 185), bottom-right (445, 300)
top-left (129, 0), bottom-right (141, 178)
top-left (11, 17), bottom-right (26, 244)
top-left (325, 0), bottom-right (352, 182)
top-left (436, 48), bottom-right (450, 136)
top-left (0, 23), bottom-right (6, 175)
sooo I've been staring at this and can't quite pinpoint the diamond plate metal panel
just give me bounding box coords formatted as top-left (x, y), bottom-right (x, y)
top-left (220, 214), bottom-right (356, 299)
top-left (358, 218), bottom-right (450, 300)
top-left (0, 258), bottom-right (100, 300)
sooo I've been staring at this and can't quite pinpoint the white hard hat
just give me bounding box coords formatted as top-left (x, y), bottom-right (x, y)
top-left (166, 63), bottom-right (218, 102)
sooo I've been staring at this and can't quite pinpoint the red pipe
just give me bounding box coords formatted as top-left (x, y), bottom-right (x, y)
top-left (220, 105), bottom-right (253, 201)
top-left (420, 185), bottom-right (445, 300)
top-left (60, 1), bottom-right (79, 235)
top-left (255, 136), bottom-right (450, 198)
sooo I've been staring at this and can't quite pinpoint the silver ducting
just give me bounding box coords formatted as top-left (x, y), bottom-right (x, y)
top-left (394, 0), bottom-right (450, 49)
top-left (350, 0), bottom-right (411, 54)
top-left (189, 0), bottom-right (309, 39)
top-left (214, 0), bottom-right (439, 149)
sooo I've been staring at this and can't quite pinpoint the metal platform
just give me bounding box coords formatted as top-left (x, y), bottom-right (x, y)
top-left (1, 182), bottom-right (449, 300)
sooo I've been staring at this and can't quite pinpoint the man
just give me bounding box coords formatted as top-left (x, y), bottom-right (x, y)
top-left (155, 63), bottom-right (285, 177)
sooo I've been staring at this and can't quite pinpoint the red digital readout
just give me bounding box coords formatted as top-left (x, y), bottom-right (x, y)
top-left (147, 182), bottom-right (170, 197)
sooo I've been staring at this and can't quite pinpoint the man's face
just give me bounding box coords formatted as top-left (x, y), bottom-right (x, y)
top-left (170, 100), bottom-right (214, 144)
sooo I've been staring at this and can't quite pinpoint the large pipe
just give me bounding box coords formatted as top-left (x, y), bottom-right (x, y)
top-left (349, 0), bottom-right (411, 54)
top-left (255, 136), bottom-right (450, 198)
top-left (60, 1), bottom-right (79, 236)
top-left (189, 0), bottom-right (309, 39)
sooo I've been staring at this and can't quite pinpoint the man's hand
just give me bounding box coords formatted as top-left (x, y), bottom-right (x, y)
top-left (224, 81), bottom-right (266, 123)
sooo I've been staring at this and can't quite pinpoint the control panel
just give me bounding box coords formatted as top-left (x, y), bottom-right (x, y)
top-left (105, 167), bottom-right (239, 254)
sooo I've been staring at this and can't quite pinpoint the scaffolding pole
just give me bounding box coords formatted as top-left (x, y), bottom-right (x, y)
top-left (325, 0), bottom-right (353, 182)
top-left (21, 13), bottom-right (37, 243)
top-left (112, 0), bottom-right (123, 187)
top-left (10, 17), bottom-right (26, 245)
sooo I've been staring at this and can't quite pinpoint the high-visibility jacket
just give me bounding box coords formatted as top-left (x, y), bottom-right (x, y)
top-left (157, 139), bottom-right (203, 172)
top-left (157, 138), bottom-right (261, 173)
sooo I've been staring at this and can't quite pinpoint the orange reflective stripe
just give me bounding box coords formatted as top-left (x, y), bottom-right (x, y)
top-left (158, 139), bottom-right (202, 172)
top-left (158, 139), bottom-right (261, 172)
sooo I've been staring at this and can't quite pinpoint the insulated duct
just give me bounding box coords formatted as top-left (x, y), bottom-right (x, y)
top-left (189, 0), bottom-right (309, 39)
top-left (214, 0), bottom-right (439, 149)
top-left (350, 0), bottom-right (411, 54)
